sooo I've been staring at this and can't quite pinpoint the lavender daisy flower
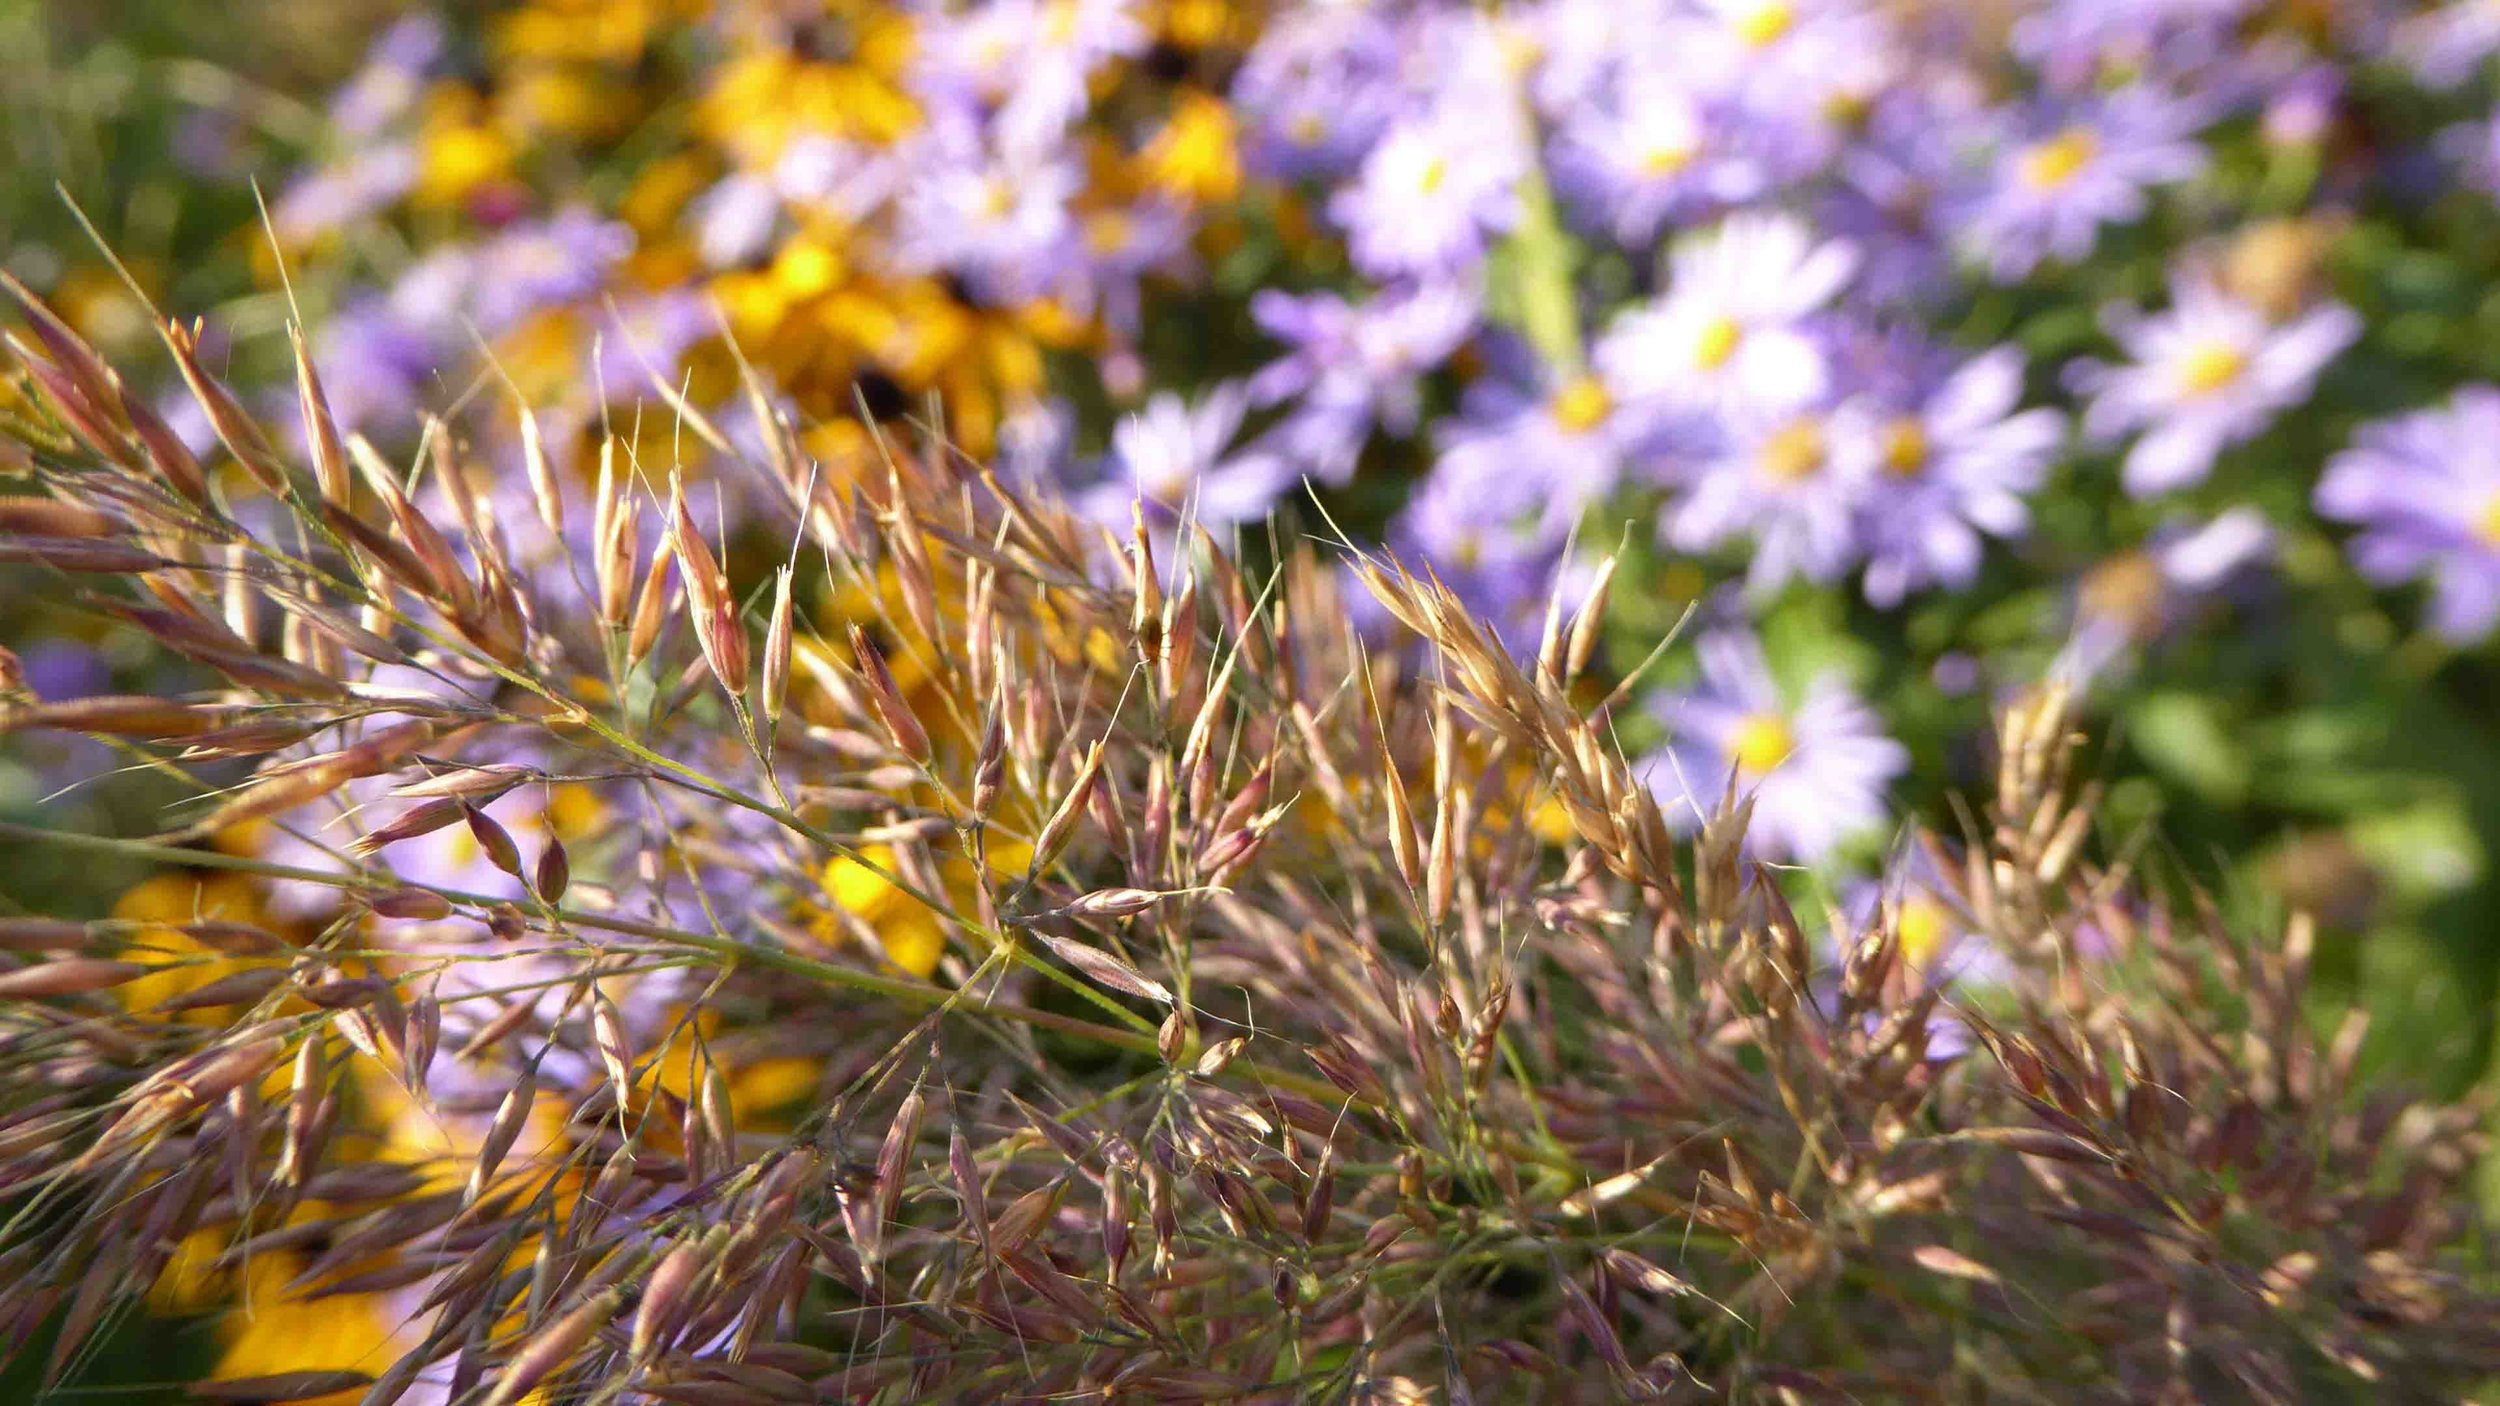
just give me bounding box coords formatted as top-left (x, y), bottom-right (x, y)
top-left (310, 298), bottom-right (443, 431)
top-left (468, 208), bottom-right (636, 337)
top-left (1666, 404), bottom-right (1868, 594)
top-left (1953, 86), bottom-right (2207, 282)
top-left (1432, 371), bottom-right (1640, 546)
top-left (2071, 270), bottom-right (2357, 496)
top-left (592, 292), bottom-right (723, 406)
top-left (1842, 346), bottom-right (2064, 607)
top-left (1667, 0), bottom-right (1899, 146)
top-left (774, 134), bottom-right (904, 224)
top-left (915, 0), bottom-right (1147, 152)
top-left (1548, 73), bottom-right (1766, 245)
top-left (2399, 1), bottom-right (2500, 89)
top-left (330, 14), bottom-right (444, 140)
top-left (2439, 110), bottom-right (2500, 198)
top-left (1594, 212), bottom-right (1857, 423)
top-left (693, 173), bottom-right (784, 269)
top-left (2317, 387), bottom-right (2500, 642)
top-left (2057, 507), bottom-right (2276, 683)
top-left (270, 146), bottom-right (420, 244)
top-left (1231, 6), bottom-right (1402, 182)
top-left (2011, 0), bottom-right (2256, 90)
top-left (1836, 843), bottom-right (2017, 1057)
top-left (1515, 0), bottom-right (1646, 118)
top-left (3, 640), bottom-right (114, 795)
top-left (1823, 86), bottom-right (1984, 308)
top-left (895, 122), bottom-right (1082, 301)
top-left (1329, 105), bottom-right (1524, 280)
top-left (996, 398), bottom-right (1076, 489)
top-left (1247, 283), bottom-right (1476, 483)
top-left (1078, 381), bottom-right (1292, 530)
top-left (1061, 199), bottom-right (1193, 336)
top-left (2262, 63), bottom-right (2343, 150)
top-left (1641, 629), bottom-right (1906, 862)
top-left (1389, 463), bottom-right (1564, 648)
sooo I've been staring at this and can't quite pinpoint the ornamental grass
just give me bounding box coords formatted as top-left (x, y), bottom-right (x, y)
top-left (0, 276), bottom-right (2496, 1404)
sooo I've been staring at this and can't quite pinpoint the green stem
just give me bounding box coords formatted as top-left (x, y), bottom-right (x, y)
top-left (1505, 106), bottom-right (1582, 377)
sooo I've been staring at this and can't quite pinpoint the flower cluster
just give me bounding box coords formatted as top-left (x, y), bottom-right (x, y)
top-left (213, 0), bottom-right (2500, 873)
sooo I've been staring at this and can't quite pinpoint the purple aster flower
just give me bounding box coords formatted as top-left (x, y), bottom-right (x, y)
top-left (270, 145), bottom-right (420, 244)
top-left (1247, 283), bottom-right (1477, 482)
top-left (1952, 86), bottom-right (2207, 282)
top-left (2071, 269), bottom-right (2357, 496)
top-left (1594, 212), bottom-right (1857, 423)
top-left (1845, 842), bottom-right (2015, 987)
top-left (2399, 1), bottom-right (2500, 89)
top-left (1078, 381), bottom-right (1293, 530)
top-left (1513, 0), bottom-right (1645, 118)
top-left (468, 208), bottom-right (635, 336)
top-left (694, 174), bottom-right (784, 269)
top-left (1842, 346), bottom-right (2064, 607)
top-left (1824, 85), bottom-right (1986, 307)
top-left (1640, 629), bottom-right (1907, 862)
top-left (1666, 0), bottom-right (1900, 147)
top-left (1666, 403), bottom-right (1868, 594)
top-left (2, 641), bottom-right (115, 796)
top-left (1231, 5), bottom-right (1402, 182)
top-left (1389, 462), bottom-right (1566, 649)
top-left (914, 0), bottom-right (1146, 152)
top-left (2261, 63), bottom-right (2343, 149)
top-left (2056, 507), bottom-right (2276, 682)
top-left (2011, 0), bottom-right (2257, 91)
top-left (172, 109), bottom-right (245, 181)
top-left (1329, 105), bottom-right (1524, 280)
top-left (996, 398), bottom-right (1076, 489)
top-left (1431, 370), bottom-right (1641, 547)
top-left (2439, 110), bottom-right (2500, 198)
top-left (1548, 71), bottom-right (1766, 245)
top-left (331, 14), bottom-right (444, 139)
top-left (774, 135), bottom-right (904, 224)
top-left (1060, 200), bottom-right (1193, 336)
top-left (592, 292), bottom-right (718, 403)
top-left (895, 120), bottom-right (1082, 301)
top-left (311, 297), bottom-right (444, 430)
top-left (2317, 387), bottom-right (2500, 642)
top-left (15, 638), bottom-right (108, 706)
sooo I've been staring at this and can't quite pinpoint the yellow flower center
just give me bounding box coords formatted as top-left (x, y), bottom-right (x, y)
top-left (1758, 419), bottom-right (1828, 483)
top-left (2080, 551), bottom-right (2165, 636)
top-left (1881, 418), bottom-right (1930, 477)
top-left (1086, 211), bottom-right (1131, 255)
top-left (2018, 127), bottom-right (2098, 191)
top-left (1290, 112), bottom-right (1327, 147)
top-left (1549, 377), bottom-right (1613, 434)
top-left (2478, 494), bottom-right (2500, 547)
top-left (1418, 156), bottom-right (1449, 196)
top-left (2175, 342), bottom-right (2247, 396)
top-left (1730, 712), bottom-right (1796, 775)
top-left (1498, 24), bottom-right (1545, 75)
top-left (771, 240), bottom-right (844, 301)
top-left (1453, 529), bottom-right (1484, 571)
top-left (981, 179), bottom-right (1015, 220)
top-left (1693, 315), bottom-right (1742, 370)
top-left (1047, 0), bottom-right (1082, 44)
top-left (1733, 1), bottom-right (1794, 47)
top-left (1146, 464), bottom-right (1192, 505)
top-left (1642, 142), bottom-right (1697, 178)
top-left (1897, 895), bottom-right (1952, 966)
